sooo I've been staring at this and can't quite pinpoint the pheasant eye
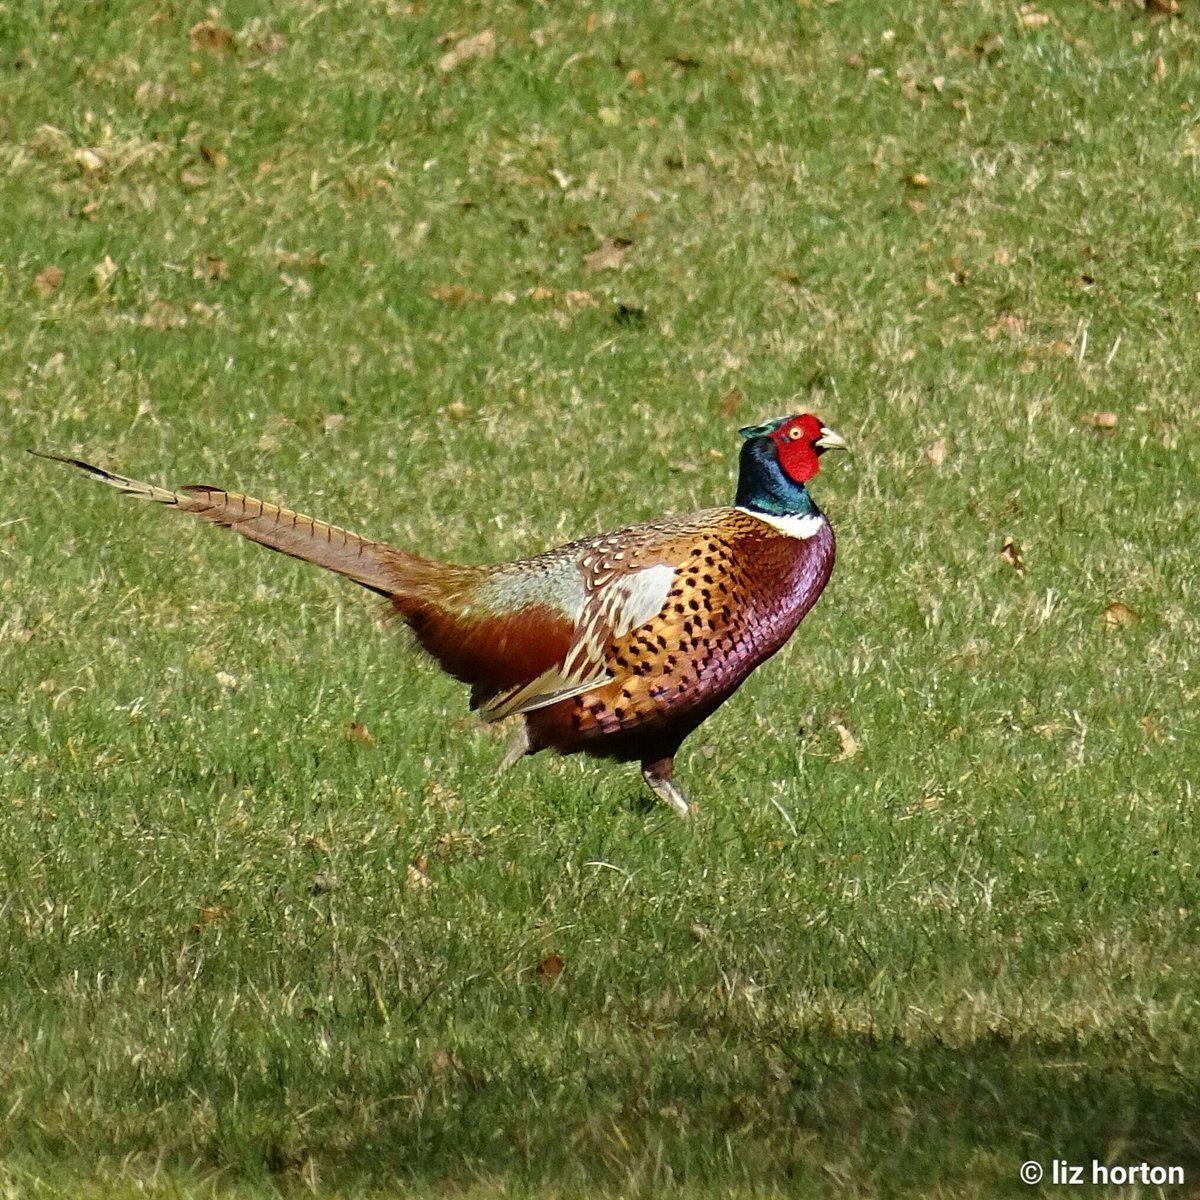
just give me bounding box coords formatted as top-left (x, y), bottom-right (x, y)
top-left (787, 426), bottom-right (805, 440)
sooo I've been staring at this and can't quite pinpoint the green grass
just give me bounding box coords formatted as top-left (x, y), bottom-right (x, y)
top-left (3, 0), bottom-right (1200, 1194)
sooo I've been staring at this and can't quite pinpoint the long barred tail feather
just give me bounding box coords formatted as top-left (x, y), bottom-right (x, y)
top-left (29, 450), bottom-right (420, 597)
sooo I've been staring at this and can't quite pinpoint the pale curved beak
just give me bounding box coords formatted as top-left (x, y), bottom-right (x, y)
top-left (815, 426), bottom-right (849, 452)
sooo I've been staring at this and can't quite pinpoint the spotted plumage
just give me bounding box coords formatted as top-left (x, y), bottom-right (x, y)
top-left (33, 412), bottom-right (847, 817)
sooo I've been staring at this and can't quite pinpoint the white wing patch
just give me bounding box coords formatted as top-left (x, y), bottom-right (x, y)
top-left (736, 507), bottom-right (825, 540)
top-left (479, 562), bottom-right (676, 721)
top-left (606, 563), bottom-right (676, 638)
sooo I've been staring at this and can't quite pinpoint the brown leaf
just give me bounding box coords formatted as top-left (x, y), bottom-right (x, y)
top-left (140, 299), bottom-right (187, 330)
top-left (429, 284), bottom-right (483, 306)
top-left (999, 537), bottom-right (1026, 574)
top-left (251, 31), bottom-right (285, 56)
top-left (1102, 602), bottom-right (1140, 630)
top-left (34, 265), bottom-right (63, 297)
top-left (444, 400), bottom-right (469, 419)
top-left (718, 388), bottom-right (742, 419)
top-left (906, 795), bottom-right (941, 814)
top-left (438, 29), bottom-right (496, 72)
top-left (198, 904), bottom-right (226, 924)
top-left (625, 67), bottom-right (645, 89)
top-left (833, 722), bottom-right (859, 761)
top-left (1146, 0), bottom-right (1180, 13)
top-left (1081, 411), bottom-right (1117, 429)
top-left (323, 413), bottom-right (346, 435)
top-left (193, 254), bottom-right (227, 281)
top-left (406, 857), bottom-right (432, 889)
top-left (342, 718), bottom-right (374, 745)
top-left (535, 952), bottom-right (564, 982)
top-left (561, 289), bottom-right (598, 310)
top-left (925, 436), bottom-right (948, 466)
top-left (582, 235), bottom-right (633, 273)
top-left (906, 171), bottom-right (931, 189)
top-left (985, 314), bottom-right (1026, 339)
top-left (188, 19), bottom-right (237, 55)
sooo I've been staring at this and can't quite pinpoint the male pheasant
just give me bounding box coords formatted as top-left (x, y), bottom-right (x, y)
top-left (34, 413), bottom-right (846, 817)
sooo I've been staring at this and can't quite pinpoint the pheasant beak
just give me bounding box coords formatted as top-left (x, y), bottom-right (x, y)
top-left (815, 426), bottom-right (849, 453)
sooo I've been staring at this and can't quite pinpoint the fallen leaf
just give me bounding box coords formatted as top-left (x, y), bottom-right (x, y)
top-left (1019, 11), bottom-right (1050, 29)
top-left (833, 722), bottom-right (859, 761)
top-left (406, 857), bottom-right (432, 888)
top-left (323, 413), bottom-right (346, 435)
top-left (140, 299), bottom-right (187, 330)
top-left (193, 254), bottom-right (227, 281)
top-left (906, 171), bottom-right (931, 189)
top-left (1081, 411), bottom-right (1117, 429)
top-left (198, 904), bottom-right (226, 924)
top-left (250, 31), bottom-right (285, 56)
top-left (561, 289), bottom-right (598, 310)
top-left (179, 167), bottom-right (207, 188)
top-left (429, 284), bottom-right (483, 305)
top-left (1140, 714), bottom-right (1160, 742)
top-left (527, 285), bottom-right (555, 302)
top-left (925, 436), bottom-right (948, 466)
top-left (690, 922), bottom-right (710, 941)
top-left (583, 235), bottom-right (633, 272)
top-left (342, 719), bottom-right (374, 745)
top-left (444, 400), bottom-right (469, 419)
top-left (999, 537), bottom-right (1026, 574)
top-left (438, 29), bottom-right (495, 72)
top-left (718, 388), bottom-right (742, 418)
top-left (906, 796), bottom-right (941, 814)
top-left (535, 953), bottom-right (564, 982)
top-left (844, 52), bottom-right (864, 68)
top-left (215, 670), bottom-right (239, 689)
top-left (985, 314), bottom-right (1026, 339)
top-left (34, 265), bottom-right (63, 297)
top-left (429, 1049), bottom-right (460, 1074)
top-left (1102, 602), bottom-right (1140, 630)
top-left (1146, 0), bottom-right (1180, 13)
top-left (1152, 53), bottom-right (1167, 81)
top-left (308, 872), bottom-right (339, 895)
top-left (188, 19), bottom-right (236, 55)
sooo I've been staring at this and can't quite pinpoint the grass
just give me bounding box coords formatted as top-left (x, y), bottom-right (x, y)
top-left (3, 0), bottom-right (1200, 1194)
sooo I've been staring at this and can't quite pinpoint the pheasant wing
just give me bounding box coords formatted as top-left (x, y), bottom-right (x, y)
top-left (479, 539), bottom-right (678, 721)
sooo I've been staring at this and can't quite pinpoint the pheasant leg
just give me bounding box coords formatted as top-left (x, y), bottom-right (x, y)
top-left (500, 721), bottom-right (530, 771)
top-left (641, 756), bottom-right (691, 819)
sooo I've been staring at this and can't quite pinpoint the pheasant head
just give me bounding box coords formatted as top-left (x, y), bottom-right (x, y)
top-left (735, 413), bottom-right (847, 516)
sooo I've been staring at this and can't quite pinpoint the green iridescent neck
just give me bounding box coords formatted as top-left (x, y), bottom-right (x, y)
top-left (734, 437), bottom-right (819, 517)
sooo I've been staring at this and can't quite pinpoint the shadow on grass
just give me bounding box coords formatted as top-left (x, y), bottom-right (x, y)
top-left (122, 1027), bottom-right (1200, 1195)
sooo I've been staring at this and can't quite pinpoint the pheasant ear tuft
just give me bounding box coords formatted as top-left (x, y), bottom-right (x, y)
top-left (739, 420), bottom-right (780, 440)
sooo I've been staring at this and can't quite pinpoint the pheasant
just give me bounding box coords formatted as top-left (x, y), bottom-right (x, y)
top-left (33, 412), bottom-right (846, 817)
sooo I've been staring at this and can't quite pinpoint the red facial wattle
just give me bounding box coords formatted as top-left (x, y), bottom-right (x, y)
top-left (771, 415), bottom-right (824, 484)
